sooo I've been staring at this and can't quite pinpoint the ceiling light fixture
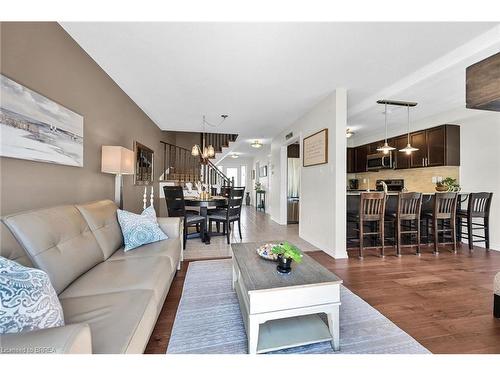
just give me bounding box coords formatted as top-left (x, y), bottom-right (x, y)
top-left (231, 153), bottom-right (239, 159)
top-left (376, 102), bottom-right (396, 154)
top-left (191, 114), bottom-right (228, 162)
top-left (346, 128), bottom-right (355, 138)
top-left (251, 140), bottom-right (263, 148)
top-left (399, 104), bottom-right (419, 155)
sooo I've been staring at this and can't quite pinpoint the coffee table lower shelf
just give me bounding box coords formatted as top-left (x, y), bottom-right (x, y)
top-left (256, 314), bottom-right (333, 354)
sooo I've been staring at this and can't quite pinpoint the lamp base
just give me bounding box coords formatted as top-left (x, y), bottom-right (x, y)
top-left (115, 174), bottom-right (123, 209)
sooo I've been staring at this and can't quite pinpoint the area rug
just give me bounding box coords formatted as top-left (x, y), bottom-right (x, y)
top-left (167, 259), bottom-right (430, 354)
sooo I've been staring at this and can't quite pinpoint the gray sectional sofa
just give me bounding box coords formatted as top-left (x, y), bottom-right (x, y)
top-left (0, 200), bottom-right (183, 354)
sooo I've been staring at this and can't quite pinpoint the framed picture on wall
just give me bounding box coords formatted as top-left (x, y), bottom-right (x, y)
top-left (252, 169), bottom-right (256, 179)
top-left (134, 141), bottom-right (154, 185)
top-left (260, 165), bottom-right (268, 177)
top-left (303, 128), bottom-right (328, 167)
top-left (0, 74), bottom-right (84, 167)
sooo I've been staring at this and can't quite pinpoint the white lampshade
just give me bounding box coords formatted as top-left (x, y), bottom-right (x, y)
top-left (101, 146), bottom-right (134, 175)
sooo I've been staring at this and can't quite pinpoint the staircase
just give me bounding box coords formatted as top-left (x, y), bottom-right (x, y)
top-left (160, 132), bottom-right (238, 186)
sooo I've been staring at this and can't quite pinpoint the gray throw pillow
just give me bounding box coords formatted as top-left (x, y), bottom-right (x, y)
top-left (0, 256), bottom-right (64, 334)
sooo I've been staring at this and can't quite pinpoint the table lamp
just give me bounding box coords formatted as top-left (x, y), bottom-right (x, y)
top-left (101, 146), bottom-right (135, 209)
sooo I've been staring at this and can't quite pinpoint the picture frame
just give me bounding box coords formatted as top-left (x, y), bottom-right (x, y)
top-left (134, 141), bottom-right (154, 185)
top-left (0, 74), bottom-right (84, 167)
top-left (260, 165), bottom-right (268, 177)
top-left (303, 128), bottom-right (328, 167)
top-left (252, 169), bottom-right (256, 180)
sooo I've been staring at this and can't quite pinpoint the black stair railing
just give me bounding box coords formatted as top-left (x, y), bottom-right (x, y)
top-left (160, 141), bottom-right (233, 187)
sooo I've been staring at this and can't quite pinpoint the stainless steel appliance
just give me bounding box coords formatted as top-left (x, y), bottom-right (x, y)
top-left (367, 152), bottom-right (393, 171)
top-left (376, 179), bottom-right (405, 192)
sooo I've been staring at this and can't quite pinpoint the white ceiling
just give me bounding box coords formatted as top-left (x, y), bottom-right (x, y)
top-left (61, 22), bottom-right (499, 152)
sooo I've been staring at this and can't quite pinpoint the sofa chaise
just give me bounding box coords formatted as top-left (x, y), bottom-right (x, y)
top-left (0, 200), bottom-right (183, 354)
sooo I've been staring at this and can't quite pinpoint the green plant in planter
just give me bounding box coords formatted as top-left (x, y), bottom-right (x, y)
top-left (271, 242), bottom-right (303, 263)
top-left (254, 182), bottom-right (264, 193)
top-left (436, 177), bottom-right (461, 192)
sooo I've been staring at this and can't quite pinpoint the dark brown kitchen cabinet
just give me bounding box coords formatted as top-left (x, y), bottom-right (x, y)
top-left (426, 126), bottom-right (446, 166)
top-left (354, 145), bottom-right (368, 172)
top-left (393, 135), bottom-right (410, 169)
top-left (410, 131), bottom-right (427, 168)
top-left (347, 148), bottom-right (356, 173)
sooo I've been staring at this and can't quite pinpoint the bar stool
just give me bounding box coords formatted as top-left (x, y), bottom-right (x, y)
top-left (388, 192), bottom-right (423, 256)
top-left (457, 192), bottom-right (493, 250)
top-left (349, 192), bottom-right (386, 259)
top-left (425, 192), bottom-right (458, 254)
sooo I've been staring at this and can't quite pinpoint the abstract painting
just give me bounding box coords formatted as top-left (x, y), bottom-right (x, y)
top-left (0, 74), bottom-right (84, 167)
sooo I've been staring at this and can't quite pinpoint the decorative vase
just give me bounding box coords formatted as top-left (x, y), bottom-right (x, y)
top-left (245, 192), bottom-right (250, 206)
top-left (276, 254), bottom-right (293, 274)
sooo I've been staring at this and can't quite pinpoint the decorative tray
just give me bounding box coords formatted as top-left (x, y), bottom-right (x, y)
top-left (256, 243), bottom-right (280, 261)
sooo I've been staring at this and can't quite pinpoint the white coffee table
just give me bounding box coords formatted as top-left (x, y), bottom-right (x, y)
top-left (232, 242), bottom-right (342, 354)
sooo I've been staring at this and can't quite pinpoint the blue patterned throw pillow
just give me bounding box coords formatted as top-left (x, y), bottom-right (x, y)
top-left (0, 256), bottom-right (65, 334)
top-left (117, 205), bottom-right (168, 252)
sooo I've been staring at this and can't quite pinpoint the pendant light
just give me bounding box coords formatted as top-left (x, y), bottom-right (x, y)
top-left (399, 104), bottom-right (419, 155)
top-left (377, 103), bottom-right (396, 154)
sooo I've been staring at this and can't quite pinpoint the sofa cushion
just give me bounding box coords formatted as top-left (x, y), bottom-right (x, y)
top-left (2, 205), bottom-right (104, 294)
top-left (108, 237), bottom-right (181, 270)
top-left (76, 200), bottom-right (123, 259)
top-left (117, 206), bottom-right (168, 252)
top-left (59, 256), bottom-right (173, 307)
top-left (60, 290), bottom-right (157, 354)
top-left (0, 257), bottom-right (64, 334)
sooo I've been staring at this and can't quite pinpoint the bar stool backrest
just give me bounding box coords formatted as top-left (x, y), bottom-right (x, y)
top-left (163, 186), bottom-right (186, 218)
top-left (360, 192), bottom-right (386, 222)
top-left (397, 192), bottom-right (422, 220)
top-left (433, 192), bottom-right (458, 220)
top-left (467, 192), bottom-right (493, 218)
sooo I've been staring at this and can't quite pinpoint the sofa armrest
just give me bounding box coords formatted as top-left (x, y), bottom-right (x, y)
top-left (0, 324), bottom-right (92, 354)
top-left (157, 217), bottom-right (183, 239)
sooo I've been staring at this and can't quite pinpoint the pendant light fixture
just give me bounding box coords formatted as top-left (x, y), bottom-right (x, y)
top-left (399, 104), bottom-right (419, 155)
top-left (376, 102), bottom-right (396, 154)
top-left (191, 115), bottom-right (229, 161)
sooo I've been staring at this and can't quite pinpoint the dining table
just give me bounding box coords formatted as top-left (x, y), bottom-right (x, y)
top-left (184, 196), bottom-right (228, 244)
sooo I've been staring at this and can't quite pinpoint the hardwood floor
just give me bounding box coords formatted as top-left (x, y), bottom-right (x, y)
top-left (145, 246), bottom-right (500, 354)
top-left (145, 208), bottom-right (500, 354)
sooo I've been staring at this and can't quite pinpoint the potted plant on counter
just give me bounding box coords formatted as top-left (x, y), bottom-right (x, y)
top-left (271, 242), bottom-right (303, 274)
top-left (435, 177), bottom-right (461, 192)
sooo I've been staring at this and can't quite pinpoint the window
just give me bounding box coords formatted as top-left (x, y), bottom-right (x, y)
top-left (226, 167), bottom-right (239, 186)
top-left (241, 166), bottom-right (246, 188)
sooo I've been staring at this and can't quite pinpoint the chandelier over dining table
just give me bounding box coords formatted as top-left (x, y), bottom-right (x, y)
top-left (191, 114), bottom-right (229, 161)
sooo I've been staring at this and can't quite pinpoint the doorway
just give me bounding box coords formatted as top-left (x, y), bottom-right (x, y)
top-left (287, 142), bottom-right (300, 224)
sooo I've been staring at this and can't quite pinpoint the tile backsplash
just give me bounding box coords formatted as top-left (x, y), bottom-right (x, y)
top-left (350, 166), bottom-right (460, 193)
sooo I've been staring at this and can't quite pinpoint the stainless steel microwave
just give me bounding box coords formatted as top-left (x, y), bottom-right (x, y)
top-left (367, 152), bottom-right (393, 171)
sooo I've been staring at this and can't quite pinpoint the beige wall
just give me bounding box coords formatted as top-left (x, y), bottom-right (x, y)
top-left (353, 166), bottom-right (460, 193)
top-left (0, 22), bottom-right (176, 261)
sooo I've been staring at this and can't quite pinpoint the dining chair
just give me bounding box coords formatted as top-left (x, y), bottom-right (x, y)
top-left (348, 192), bottom-right (386, 258)
top-left (457, 192), bottom-right (493, 250)
top-left (208, 187), bottom-right (245, 244)
top-left (387, 192), bottom-right (422, 256)
top-left (425, 192), bottom-right (458, 254)
top-left (163, 186), bottom-right (206, 249)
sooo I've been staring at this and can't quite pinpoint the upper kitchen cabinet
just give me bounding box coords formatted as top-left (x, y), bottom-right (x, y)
top-left (354, 145), bottom-right (368, 172)
top-left (393, 135), bottom-right (410, 169)
top-left (347, 147), bottom-right (356, 173)
top-left (427, 125), bottom-right (460, 167)
top-left (410, 131), bottom-right (427, 168)
top-left (409, 125), bottom-right (460, 168)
